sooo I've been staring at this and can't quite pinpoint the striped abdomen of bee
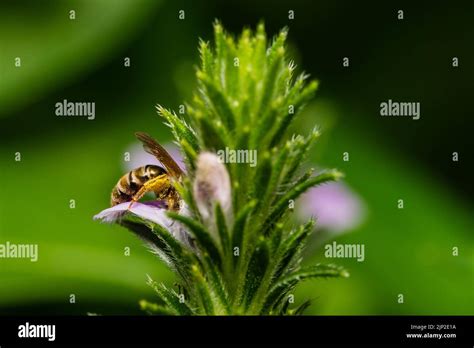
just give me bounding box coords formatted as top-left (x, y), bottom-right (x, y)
top-left (110, 165), bottom-right (169, 207)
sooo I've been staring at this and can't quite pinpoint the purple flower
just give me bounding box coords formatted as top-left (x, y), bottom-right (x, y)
top-left (93, 201), bottom-right (191, 246)
top-left (297, 181), bottom-right (365, 234)
top-left (94, 201), bottom-right (170, 225)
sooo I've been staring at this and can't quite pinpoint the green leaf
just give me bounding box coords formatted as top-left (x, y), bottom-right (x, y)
top-left (272, 220), bottom-right (315, 281)
top-left (119, 220), bottom-right (168, 253)
top-left (263, 264), bottom-right (348, 314)
top-left (242, 238), bottom-right (270, 311)
top-left (197, 71), bottom-right (236, 131)
top-left (199, 39), bottom-right (214, 77)
top-left (280, 128), bottom-right (320, 186)
top-left (167, 212), bottom-right (222, 267)
top-left (146, 276), bottom-right (194, 315)
top-left (269, 264), bottom-right (349, 300)
top-left (285, 263), bottom-right (349, 284)
top-left (264, 169), bottom-right (343, 231)
top-left (252, 151), bottom-right (273, 206)
top-left (119, 220), bottom-right (176, 268)
top-left (231, 199), bottom-right (257, 266)
top-left (252, 22), bottom-right (267, 90)
top-left (218, 27), bottom-right (239, 98)
top-left (194, 108), bottom-right (230, 150)
top-left (173, 178), bottom-right (200, 219)
top-left (292, 299), bottom-right (312, 316)
top-left (258, 145), bottom-right (289, 216)
top-left (191, 264), bottom-right (215, 315)
top-left (157, 105), bottom-right (199, 154)
top-left (250, 48), bottom-right (285, 148)
top-left (139, 299), bottom-right (176, 316)
top-left (179, 138), bottom-right (198, 172)
top-left (150, 221), bottom-right (196, 283)
top-left (268, 81), bottom-right (318, 148)
top-left (215, 203), bottom-right (231, 255)
top-left (201, 253), bottom-right (231, 314)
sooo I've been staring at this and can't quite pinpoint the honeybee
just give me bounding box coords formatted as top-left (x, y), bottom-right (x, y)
top-left (110, 132), bottom-right (184, 210)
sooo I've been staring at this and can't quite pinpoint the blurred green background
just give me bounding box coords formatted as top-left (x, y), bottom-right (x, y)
top-left (0, 0), bottom-right (472, 315)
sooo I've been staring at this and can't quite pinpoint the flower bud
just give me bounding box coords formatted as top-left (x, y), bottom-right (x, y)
top-left (193, 152), bottom-right (232, 222)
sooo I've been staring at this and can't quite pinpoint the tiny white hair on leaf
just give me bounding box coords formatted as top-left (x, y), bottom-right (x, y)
top-left (172, 202), bottom-right (194, 247)
top-left (146, 243), bottom-right (174, 268)
top-left (193, 152), bottom-right (232, 224)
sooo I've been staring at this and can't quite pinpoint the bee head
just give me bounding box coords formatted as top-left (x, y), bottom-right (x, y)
top-left (147, 165), bottom-right (166, 178)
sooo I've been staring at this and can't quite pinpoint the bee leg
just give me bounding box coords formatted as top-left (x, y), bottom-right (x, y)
top-left (167, 195), bottom-right (180, 211)
top-left (127, 187), bottom-right (148, 210)
top-left (128, 175), bottom-right (169, 210)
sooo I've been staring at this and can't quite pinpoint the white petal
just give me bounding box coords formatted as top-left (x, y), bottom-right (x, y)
top-left (93, 203), bottom-right (129, 223)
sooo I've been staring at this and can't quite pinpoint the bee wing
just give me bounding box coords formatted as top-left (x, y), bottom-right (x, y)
top-left (135, 132), bottom-right (184, 179)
